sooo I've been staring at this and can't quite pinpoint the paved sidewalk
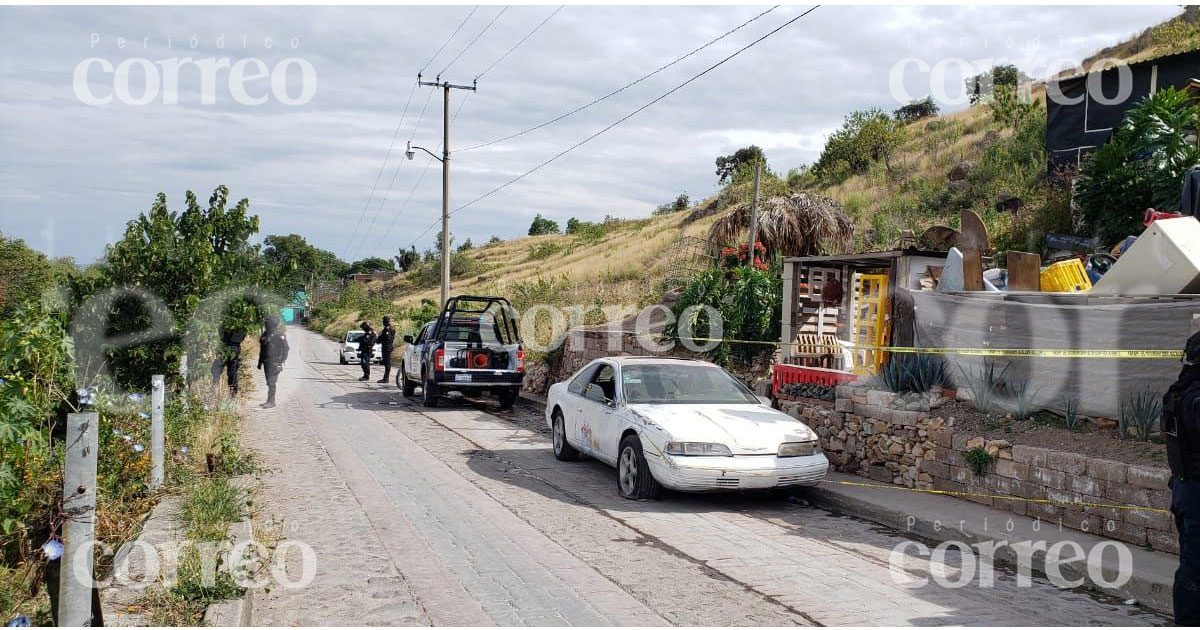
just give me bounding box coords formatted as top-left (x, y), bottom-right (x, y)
top-left (810, 472), bottom-right (1179, 616)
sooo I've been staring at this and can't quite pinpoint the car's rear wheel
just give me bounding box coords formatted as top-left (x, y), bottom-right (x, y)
top-left (552, 411), bottom-right (579, 461)
top-left (421, 369), bottom-right (439, 408)
top-left (398, 362), bottom-right (415, 396)
top-left (617, 434), bottom-right (661, 500)
top-left (497, 387), bottom-right (518, 410)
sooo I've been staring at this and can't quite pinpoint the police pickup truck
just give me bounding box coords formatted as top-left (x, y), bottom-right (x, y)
top-left (397, 295), bottom-right (525, 409)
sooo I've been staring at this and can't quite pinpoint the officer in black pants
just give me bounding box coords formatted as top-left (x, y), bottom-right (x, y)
top-left (257, 315), bottom-right (289, 409)
top-left (357, 321), bottom-right (377, 382)
top-left (1164, 332), bottom-right (1200, 626)
top-left (377, 316), bottom-right (396, 383)
top-left (210, 326), bottom-right (246, 395)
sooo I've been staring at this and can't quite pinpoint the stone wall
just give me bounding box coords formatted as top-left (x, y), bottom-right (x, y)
top-left (780, 383), bottom-right (1178, 554)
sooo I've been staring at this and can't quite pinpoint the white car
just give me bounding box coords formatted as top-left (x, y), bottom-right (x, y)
top-left (340, 330), bottom-right (383, 365)
top-left (545, 357), bottom-right (829, 499)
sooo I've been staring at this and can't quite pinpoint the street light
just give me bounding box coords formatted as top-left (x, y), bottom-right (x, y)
top-left (406, 141), bottom-right (442, 163)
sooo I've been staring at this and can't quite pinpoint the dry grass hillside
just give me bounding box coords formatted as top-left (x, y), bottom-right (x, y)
top-left (315, 210), bottom-right (724, 343)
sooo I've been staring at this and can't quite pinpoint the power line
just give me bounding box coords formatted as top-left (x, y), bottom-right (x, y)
top-left (341, 79), bottom-right (418, 259)
top-left (404, 5), bottom-right (820, 250)
top-left (438, 5), bottom-right (509, 78)
top-left (344, 6), bottom-right (479, 261)
top-left (474, 5), bottom-right (564, 82)
top-left (366, 95), bottom-right (473, 258)
top-left (419, 6), bottom-right (479, 75)
top-left (349, 86), bottom-right (437, 257)
top-left (459, 5), bottom-right (778, 153)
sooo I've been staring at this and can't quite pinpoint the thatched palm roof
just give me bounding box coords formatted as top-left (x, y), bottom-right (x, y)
top-left (708, 193), bottom-right (854, 258)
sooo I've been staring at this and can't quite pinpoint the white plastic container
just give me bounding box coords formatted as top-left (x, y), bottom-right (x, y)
top-left (1091, 217), bottom-right (1200, 295)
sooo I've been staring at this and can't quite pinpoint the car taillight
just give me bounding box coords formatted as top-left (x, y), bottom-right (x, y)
top-left (434, 348), bottom-right (444, 371)
top-left (516, 348), bottom-right (525, 372)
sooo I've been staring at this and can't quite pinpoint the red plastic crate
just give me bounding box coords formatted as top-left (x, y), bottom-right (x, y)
top-left (772, 363), bottom-right (857, 397)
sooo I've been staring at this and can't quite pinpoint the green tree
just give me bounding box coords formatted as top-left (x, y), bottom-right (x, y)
top-left (457, 238), bottom-right (474, 252)
top-left (893, 96), bottom-right (939, 123)
top-left (261, 234), bottom-right (347, 293)
top-left (345, 257), bottom-right (394, 275)
top-left (83, 186), bottom-right (263, 387)
top-left (0, 234), bottom-right (54, 318)
top-left (528, 214), bottom-right (560, 236)
top-left (395, 246), bottom-right (420, 271)
top-left (715, 146), bottom-right (765, 186)
top-left (965, 64), bottom-right (1030, 104)
top-left (653, 193), bottom-right (691, 215)
top-left (812, 109), bottom-right (908, 182)
top-left (486, 235), bottom-right (502, 245)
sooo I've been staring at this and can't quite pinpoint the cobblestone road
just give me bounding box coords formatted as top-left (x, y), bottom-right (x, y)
top-left (242, 328), bottom-right (1169, 626)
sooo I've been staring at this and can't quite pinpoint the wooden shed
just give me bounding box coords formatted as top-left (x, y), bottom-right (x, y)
top-left (779, 249), bottom-right (948, 374)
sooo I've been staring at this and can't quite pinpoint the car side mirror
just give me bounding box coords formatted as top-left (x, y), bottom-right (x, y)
top-left (403, 335), bottom-right (414, 343)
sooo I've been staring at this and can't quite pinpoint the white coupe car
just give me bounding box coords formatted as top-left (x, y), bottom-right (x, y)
top-left (545, 357), bottom-right (829, 499)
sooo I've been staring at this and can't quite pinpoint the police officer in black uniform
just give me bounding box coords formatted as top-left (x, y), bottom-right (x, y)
top-left (210, 325), bottom-right (246, 395)
top-left (377, 316), bottom-right (396, 383)
top-left (357, 321), bottom-right (377, 382)
top-left (1165, 331), bottom-right (1200, 626)
top-left (257, 315), bottom-right (289, 409)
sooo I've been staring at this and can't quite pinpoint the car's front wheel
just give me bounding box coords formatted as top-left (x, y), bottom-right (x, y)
top-left (339, 354), bottom-right (348, 365)
top-left (617, 434), bottom-right (661, 500)
top-left (398, 362), bottom-right (415, 396)
top-left (552, 410), bottom-right (579, 461)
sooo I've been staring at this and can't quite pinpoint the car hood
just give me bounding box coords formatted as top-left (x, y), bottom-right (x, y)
top-left (627, 403), bottom-right (817, 454)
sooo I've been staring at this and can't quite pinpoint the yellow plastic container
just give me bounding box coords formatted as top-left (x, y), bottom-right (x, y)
top-left (1040, 258), bottom-right (1093, 293)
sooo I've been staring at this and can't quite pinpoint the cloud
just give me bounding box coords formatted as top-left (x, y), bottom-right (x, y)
top-left (0, 4), bottom-right (1181, 262)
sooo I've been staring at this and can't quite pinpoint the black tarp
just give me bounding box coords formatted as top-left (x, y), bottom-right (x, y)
top-left (1045, 48), bottom-right (1200, 171)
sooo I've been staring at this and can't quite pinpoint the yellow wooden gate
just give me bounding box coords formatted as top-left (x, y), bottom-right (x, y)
top-left (851, 273), bottom-right (890, 373)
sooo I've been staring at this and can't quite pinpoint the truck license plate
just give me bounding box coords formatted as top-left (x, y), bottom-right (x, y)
top-left (454, 373), bottom-right (472, 382)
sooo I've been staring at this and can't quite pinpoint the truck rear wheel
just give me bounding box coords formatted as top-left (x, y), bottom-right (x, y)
top-left (421, 370), bottom-right (439, 407)
top-left (497, 387), bottom-right (519, 410)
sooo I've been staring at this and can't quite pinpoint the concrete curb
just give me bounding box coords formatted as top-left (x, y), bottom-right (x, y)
top-left (809, 472), bottom-right (1176, 617)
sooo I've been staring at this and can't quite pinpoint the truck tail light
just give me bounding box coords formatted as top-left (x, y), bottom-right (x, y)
top-left (434, 348), bottom-right (445, 371)
top-left (516, 348), bottom-right (525, 372)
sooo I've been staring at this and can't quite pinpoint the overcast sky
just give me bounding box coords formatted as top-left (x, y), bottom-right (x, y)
top-left (0, 4), bottom-right (1182, 263)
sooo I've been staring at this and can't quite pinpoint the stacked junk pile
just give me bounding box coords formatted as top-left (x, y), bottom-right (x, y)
top-left (775, 205), bottom-right (1200, 422)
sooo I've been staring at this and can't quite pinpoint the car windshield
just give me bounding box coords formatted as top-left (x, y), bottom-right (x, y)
top-left (621, 363), bottom-right (759, 405)
top-left (346, 331), bottom-right (364, 342)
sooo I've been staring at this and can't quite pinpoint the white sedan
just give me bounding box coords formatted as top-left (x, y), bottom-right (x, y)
top-left (339, 330), bottom-right (383, 365)
top-left (545, 357), bottom-right (829, 499)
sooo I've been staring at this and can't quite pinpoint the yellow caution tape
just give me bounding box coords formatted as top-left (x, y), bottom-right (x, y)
top-left (651, 334), bottom-right (1183, 359)
top-left (832, 479), bottom-right (1171, 514)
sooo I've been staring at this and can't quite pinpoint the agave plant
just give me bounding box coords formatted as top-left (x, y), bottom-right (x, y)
top-left (708, 193), bottom-right (854, 259)
top-left (955, 360), bottom-right (1008, 415)
top-left (1120, 388), bottom-right (1164, 441)
top-left (1007, 380), bottom-right (1042, 420)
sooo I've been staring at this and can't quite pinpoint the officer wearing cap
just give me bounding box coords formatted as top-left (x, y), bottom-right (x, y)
top-left (1164, 331), bottom-right (1200, 626)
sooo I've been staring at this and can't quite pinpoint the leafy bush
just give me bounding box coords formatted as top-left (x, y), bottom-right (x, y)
top-left (1076, 87), bottom-right (1200, 243)
top-left (653, 193), bottom-right (691, 215)
top-left (894, 96), bottom-right (939, 123)
top-left (964, 63), bottom-right (1030, 104)
top-left (812, 108), bottom-right (908, 183)
top-left (667, 266), bottom-right (781, 365)
top-left (965, 446), bottom-right (995, 477)
top-left (528, 242), bottom-right (564, 261)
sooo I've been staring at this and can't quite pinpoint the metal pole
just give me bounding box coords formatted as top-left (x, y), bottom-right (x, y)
top-left (440, 82), bottom-right (452, 308)
top-left (151, 374), bottom-right (164, 490)
top-left (747, 157), bottom-right (762, 263)
top-left (59, 412), bottom-right (98, 627)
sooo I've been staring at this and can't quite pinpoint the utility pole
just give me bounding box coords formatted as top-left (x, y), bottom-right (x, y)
top-left (417, 73), bottom-right (476, 308)
top-left (747, 156), bottom-right (762, 264)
